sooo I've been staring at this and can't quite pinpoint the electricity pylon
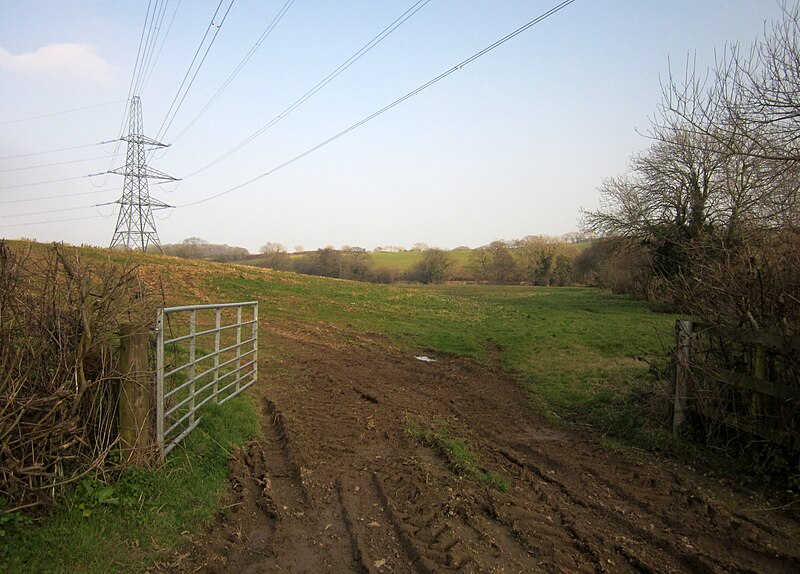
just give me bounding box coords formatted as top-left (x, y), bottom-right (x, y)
top-left (109, 96), bottom-right (178, 252)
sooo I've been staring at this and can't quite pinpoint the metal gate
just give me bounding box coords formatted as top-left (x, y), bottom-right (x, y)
top-left (155, 301), bottom-right (258, 456)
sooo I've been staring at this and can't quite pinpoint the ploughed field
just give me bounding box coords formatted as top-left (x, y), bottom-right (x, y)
top-left (161, 320), bottom-right (800, 574)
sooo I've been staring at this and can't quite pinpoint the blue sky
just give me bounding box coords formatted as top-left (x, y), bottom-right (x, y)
top-left (0, 1), bottom-right (790, 252)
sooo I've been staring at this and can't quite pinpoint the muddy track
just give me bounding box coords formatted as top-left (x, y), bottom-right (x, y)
top-left (165, 325), bottom-right (800, 573)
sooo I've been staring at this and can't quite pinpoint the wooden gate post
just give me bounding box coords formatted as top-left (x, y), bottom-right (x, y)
top-left (673, 320), bottom-right (693, 436)
top-left (119, 323), bottom-right (152, 464)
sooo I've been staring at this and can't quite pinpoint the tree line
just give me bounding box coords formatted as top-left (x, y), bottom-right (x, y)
top-left (250, 235), bottom-right (599, 285)
top-left (580, 4), bottom-right (800, 335)
top-left (580, 4), bottom-right (800, 476)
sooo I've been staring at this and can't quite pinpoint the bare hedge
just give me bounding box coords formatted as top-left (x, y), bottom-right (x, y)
top-left (0, 242), bottom-right (153, 509)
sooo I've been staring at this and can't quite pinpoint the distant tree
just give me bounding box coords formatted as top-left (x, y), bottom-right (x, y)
top-left (293, 245), bottom-right (304, 253)
top-left (411, 248), bottom-right (453, 284)
top-left (411, 242), bottom-right (429, 252)
top-left (469, 249), bottom-right (492, 281)
top-left (176, 237), bottom-right (209, 259)
top-left (345, 250), bottom-right (372, 281)
top-left (487, 241), bottom-right (518, 284)
top-left (370, 267), bottom-right (399, 284)
top-left (313, 247), bottom-right (344, 278)
top-left (163, 238), bottom-right (249, 261)
top-left (260, 242), bottom-right (286, 255)
top-left (561, 231), bottom-right (587, 244)
top-left (517, 236), bottom-right (556, 285)
top-left (258, 242), bottom-right (290, 270)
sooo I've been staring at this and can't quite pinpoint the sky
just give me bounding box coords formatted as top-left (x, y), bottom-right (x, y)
top-left (0, 0), bottom-right (792, 253)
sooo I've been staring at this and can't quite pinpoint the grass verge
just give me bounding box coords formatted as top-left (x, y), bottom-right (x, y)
top-left (0, 395), bottom-right (259, 574)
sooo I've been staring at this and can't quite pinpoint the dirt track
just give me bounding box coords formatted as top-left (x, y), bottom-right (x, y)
top-left (163, 322), bottom-right (800, 573)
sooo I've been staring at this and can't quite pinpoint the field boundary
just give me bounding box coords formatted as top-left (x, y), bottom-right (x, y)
top-left (673, 320), bottom-right (799, 451)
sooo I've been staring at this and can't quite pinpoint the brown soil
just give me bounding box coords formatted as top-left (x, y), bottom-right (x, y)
top-left (161, 322), bottom-right (800, 573)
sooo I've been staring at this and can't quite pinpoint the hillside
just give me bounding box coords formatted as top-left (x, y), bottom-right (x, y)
top-left (4, 241), bottom-right (799, 573)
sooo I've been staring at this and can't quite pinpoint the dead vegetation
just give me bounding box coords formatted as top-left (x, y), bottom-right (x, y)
top-left (0, 241), bottom-right (154, 509)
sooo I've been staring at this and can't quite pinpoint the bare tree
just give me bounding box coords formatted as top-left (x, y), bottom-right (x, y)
top-left (412, 248), bottom-right (453, 284)
top-left (469, 248), bottom-right (492, 281)
top-left (260, 242), bottom-right (286, 255)
top-left (258, 242), bottom-right (290, 270)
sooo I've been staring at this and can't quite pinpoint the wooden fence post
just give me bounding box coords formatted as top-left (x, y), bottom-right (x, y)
top-left (119, 323), bottom-right (152, 464)
top-left (673, 320), bottom-right (693, 436)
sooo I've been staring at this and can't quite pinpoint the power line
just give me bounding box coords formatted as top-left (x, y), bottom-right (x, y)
top-left (0, 100), bottom-right (125, 126)
top-left (0, 173), bottom-right (104, 191)
top-left (169, 0), bottom-right (295, 144)
top-left (121, 0), bottom-right (155, 115)
top-left (0, 188), bottom-right (120, 206)
top-left (140, 0), bottom-right (183, 93)
top-left (0, 214), bottom-right (109, 229)
top-left (0, 204), bottom-right (104, 219)
top-left (153, 0), bottom-right (236, 142)
top-left (0, 141), bottom-right (117, 161)
top-left (180, 0), bottom-right (577, 207)
top-left (133, 0), bottom-right (171, 96)
top-left (0, 155), bottom-right (109, 173)
top-left (178, 0), bottom-right (430, 180)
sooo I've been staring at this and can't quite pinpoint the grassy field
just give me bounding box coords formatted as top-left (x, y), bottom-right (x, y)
top-left (2, 242), bottom-right (678, 572)
top-left (99, 245), bottom-right (675, 430)
top-left (369, 249), bottom-right (473, 275)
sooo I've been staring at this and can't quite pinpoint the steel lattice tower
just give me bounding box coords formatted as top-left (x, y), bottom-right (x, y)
top-left (109, 96), bottom-right (177, 252)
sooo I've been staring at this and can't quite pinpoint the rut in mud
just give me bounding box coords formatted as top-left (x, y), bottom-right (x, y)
top-left (163, 324), bottom-right (800, 573)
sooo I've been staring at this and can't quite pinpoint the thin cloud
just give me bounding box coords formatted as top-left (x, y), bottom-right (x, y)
top-left (0, 43), bottom-right (116, 84)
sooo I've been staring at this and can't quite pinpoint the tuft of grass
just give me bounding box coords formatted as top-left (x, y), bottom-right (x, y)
top-left (406, 419), bottom-right (510, 493)
top-left (0, 395), bottom-right (259, 574)
top-left (480, 471), bottom-right (510, 493)
top-left (441, 438), bottom-right (476, 475)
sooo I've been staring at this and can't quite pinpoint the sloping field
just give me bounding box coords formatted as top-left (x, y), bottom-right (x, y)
top-left (6, 242), bottom-right (799, 572)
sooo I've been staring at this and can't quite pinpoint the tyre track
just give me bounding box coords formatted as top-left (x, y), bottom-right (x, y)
top-left (164, 327), bottom-right (800, 573)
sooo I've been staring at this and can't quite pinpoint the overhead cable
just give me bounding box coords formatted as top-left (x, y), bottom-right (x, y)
top-left (0, 214), bottom-right (108, 229)
top-left (108, 0), bottom-right (160, 175)
top-left (0, 155), bottom-right (110, 173)
top-left (0, 173), bottom-right (104, 190)
top-left (0, 140), bottom-right (117, 161)
top-left (140, 0), bottom-right (183, 93)
top-left (0, 100), bottom-right (125, 126)
top-left (178, 0), bottom-right (430, 180)
top-left (0, 204), bottom-right (103, 219)
top-left (153, 0), bottom-right (236, 142)
top-left (180, 0), bottom-right (577, 207)
top-left (133, 0), bottom-right (172, 96)
top-left (169, 0), bottom-right (295, 144)
top-left (0, 188), bottom-right (120, 205)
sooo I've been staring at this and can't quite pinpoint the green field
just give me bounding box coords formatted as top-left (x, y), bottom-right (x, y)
top-left (111, 246), bottom-right (676, 428)
top-left (369, 249), bottom-right (473, 274)
top-left (201, 258), bottom-right (677, 431)
top-left (2, 243), bottom-right (678, 572)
